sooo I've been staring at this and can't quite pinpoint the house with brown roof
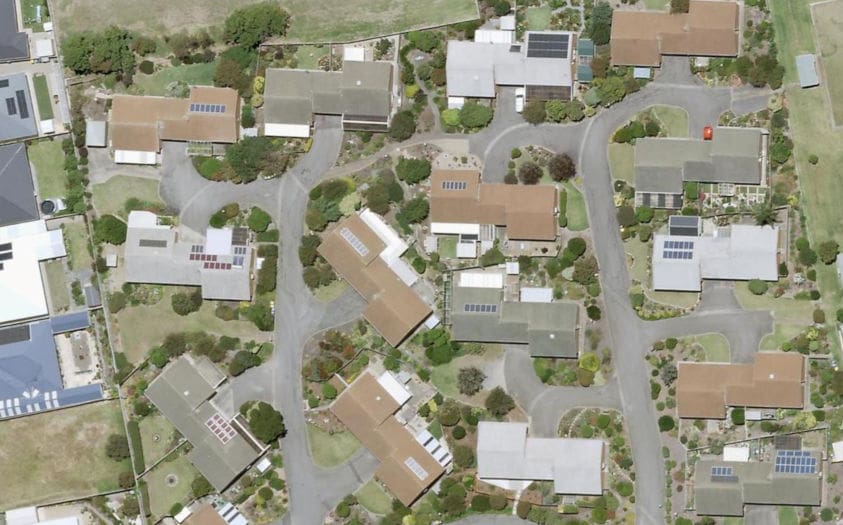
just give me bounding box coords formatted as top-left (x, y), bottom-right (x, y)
top-left (676, 353), bottom-right (805, 419)
top-left (331, 371), bottom-right (449, 505)
top-left (429, 169), bottom-right (558, 257)
top-left (317, 209), bottom-right (432, 346)
top-left (109, 86), bottom-right (239, 165)
top-left (610, 1), bottom-right (740, 67)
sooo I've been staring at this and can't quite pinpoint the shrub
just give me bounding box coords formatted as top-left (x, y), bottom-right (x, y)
top-left (814, 309), bottom-right (826, 324)
top-left (516, 501), bottom-right (532, 519)
top-left (548, 153), bottom-right (576, 181)
top-left (452, 425), bottom-right (466, 440)
top-left (586, 305), bottom-right (602, 320)
top-left (490, 493), bottom-right (507, 510)
top-left (441, 108), bottom-right (460, 127)
top-left (94, 215), bottom-right (128, 245)
top-left (616, 481), bottom-right (633, 497)
top-left (105, 434), bottom-right (130, 461)
top-left (818, 240), bottom-right (840, 265)
top-left (518, 161), bottom-right (543, 185)
top-left (457, 366), bottom-right (485, 396)
top-left (523, 100), bottom-right (546, 124)
top-left (748, 279), bottom-right (768, 295)
top-left (109, 292), bottom-right (127, 313)
top-left (388, 110), bottom-right (416, 140)
top-left (658, 415), bottom-right (675, 432)
top-left (438, 400), bottom-right (462, 426)
top-left (244, 401), bottom-right (286, 443)
top-left (665, 337), bottom-right (678, 350)
top-left (809, 154), bottom-right (819, 165)
top-left (459, 101), bottom-right (493, 128)
top-left (511, 148), bottom-right (522, 159)
top-left (396, 157), bottom-right (431, 184)
top-left (470, 495), bottom-right (491, 512)
top-left (730, 407), bottom-right (745, 425)
top-left (616, 205), bottom-right (637, 228)
top-left (248, 207), bottom-right (272, 232)
top-left (172, 288), bottom-right (202, 316)
top-left (229, 350), bottom-right (261, 376)
top-left (485, 386), bottom-right (515, 417)
top-left (635, 206), bottom-right (654, 223)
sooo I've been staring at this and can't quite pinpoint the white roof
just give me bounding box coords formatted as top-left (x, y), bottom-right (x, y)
top-left (39, 119), bottom-right (54, 134)
top-left (500, 15), bottom-right (516, 31)
top-left (477, 421), bottom-right (604, 495)
top-left (43, 22), bottom-right (53, 31)
top-left (255, 457), bottom-right (272, 472)
top-left (85, 120), bottom-right (107, 147)
top-left (5, 507), bottom-right (38, 525)
top-left (359, 208), bottom-right (408, 266)
top-left (458, 271), bottom-right (504, 289)
top-left (456, 239), bottom-right (477, 259)
top-left (127, 210), bottom-right (165, 229)
top-left (114, 150), bottom-right (157, 165)
top-left (218, 503), bottom-right (248, 525)
top-left (38, 518), bottom-right (78, 525)
top-left (174, 507), bottom-right (193, 523)
top-left (431, 222), bottom-right (480, 235)
top-left (389, 258), bottom-right (419, 286)
top-left (424, 313), bottom-right (441, 328)
top-left (0, 220), bottom-right (66, 325)
top-left (505, 261), bottom-right (519, 275)
top-left (343, 46), bottom-right (366, 62)
top-left (633, 67), bottom-right (651, 79)
top-left (205, 228), bottom-right (233, 255)
top-left (34, 39), bottom-right (54, 58)
top-left (106, 253), bottom-right (118, 266)
top-left (377, 371), bottom-right (412, 407)
top-left (475, 29), bottom-right (514, 45)
top-left (722, 445), bottom-right (750, 462)
top-left (833, 441), bottom-right (843, 463)
top-left (520, 287), bottom-right (553, 303)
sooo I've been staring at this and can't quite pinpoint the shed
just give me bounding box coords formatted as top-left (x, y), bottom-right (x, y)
top-left (84, 284), bottom-right (103, 309)
top-left (255, 456), bottom-right (273, 473)
top-left (106, 253), bottom-right (118, 267)
top-left (85, 120), bottom-right (107, 148)
top-left (343, 46), bottom-right (366, 62)
top-left (633, 67), bottom-right (651, 79)
top-left (833, 441), bottom-right (843, 462)
top-left (34, 39), bottom-right (54, 59)
top-left (796, 54), bottom-right (819, 88)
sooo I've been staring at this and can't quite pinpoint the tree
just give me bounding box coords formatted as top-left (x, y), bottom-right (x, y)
top-left (248, 207), bottom-right (272, 232)
top-left (492, 0), bottom-right (511, 16)
top-left (457, 366), bottom-right (486, 396)
top-left (545, 100), bottom-right (567, 122)
top-left (586, 305), bottom-right (602, 320)
top-left (588, 2), bottom-right (613, 45)
top-left (645, 120), bottom-right (660, 137)
top-left (224, 2), bottom-right (289, 47)
top-left (752, 200), bottom-right (777, 226)
top-left (616, 205), bottom-right (637, 228)
top-left (572, 255), bottom-right (599, 285)
top-left (441, 108), bottom-right (461, 127)
top-left (63, 28), bottom-right (135, 76)
top-left (453, 445), bottom-right (475, 468)
top-left (522, 100), bottom-right (546, 124)
top-left (120, 495), bottom-right (140, 518)
top-left (118, 470), bottom-right (135, 489)
top-left (94, 215), bottom-right (128, 245)
top-left (299, 234), bottom-right (321, 266)
top-left (229, 350), bottom-right (261, 376)
top-left (214, 58), bottom-right (251, 95)
top-left (408, 31), bottom-right (440, 52)
top-left (518, 161), bottom-right (543, 185)
top-left (479, 245), bottom-right (505, 266)
top-left (661, 364), bottom-right (678, 386)
top-left (567, 237), bottom-right (587, 257)
top-left (224, 136), bottom-right (281, 182)
top-left (171, 288), bottom-right (202, 316)
top-left (818, 240), bottom-right (840, 265)
top-left (459, 102), bottom-right (493, 128)
top-left (579, 352), bottom-right (600, 373)
top-left (595, 76), bottom-right (626, 106)
top-left (670, 0), bottom-right (690, 13)
top-left (396, 197), bottom-right (429, 224)
top-left (658, 415), bottom-right (675, 432)
top-left (388, 111), bottom-right (416, 140)
top-left (485, 386), bottom-right (515, 417)
top-left (244, 401), bottom-right (286, 443)
top-left (192, 476), bottom-right (214, 498)
top-left (105, 434), bottom-right (130, 461)
top-left (247, 300), bottom-right (275, 331)
top-left (635, 206), bottom-right (654, 223)
top-left (438, 400), bottom-right (462, 426)
top-left (548, 153), bottom-right (576, 181)
top-left (396, 157), bottom-right (431, 184)
top-left (471, 495), bottom-right (491, 512)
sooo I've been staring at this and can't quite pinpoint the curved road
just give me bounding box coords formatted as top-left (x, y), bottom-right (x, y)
top-left (157, 71), bottom-right (773, 524)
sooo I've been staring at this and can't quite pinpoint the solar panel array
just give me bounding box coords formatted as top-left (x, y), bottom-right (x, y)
top-left (775, 450), bottom-right (817, 474)
top-left (191, 244), bottom-right (205, 254)
top-left (527, 33), bottom-right (570, 59)
top-left (662, 239), bottom-right (695, 260)
top-left (189, 103), bottom-right (226, 113)
top-left (442, 180), bottom-right (467, 190)
top-left (0, 242), bottom-right (12, 267)
top-left (340, 227), bottom-right (369, 257)
top-left (404, 457), bottom-right (429, 480)
top-left (138, 239), bottom-right (168, 248)
top-left (710, 465), bottom-right (738, 482)
top-left (203, 261), bottom-right (232, 270)
top-left (665, 240), bottom-right (694, 250)
top-left (464, 303), bottom-right (498, 313)
top-left (0, 323), bottom-right (30, 345)
top-left (663, 250), bottom-right (693, 260)
top-left (15, 90), bottom-right (28, 119)
top-left (206, 413), bottom-right (237, 444)
top-left (189, 253), bottom-right (218, 262)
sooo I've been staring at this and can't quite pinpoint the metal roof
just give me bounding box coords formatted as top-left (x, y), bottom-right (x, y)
top-left (0, 0), bottom-right (29, 63)
top-left (50, 311), bottom-right (90, 334)
top-left (0, 143), bottom-right (39, 227)
top-left (796, 54), bottom-right (819, 88)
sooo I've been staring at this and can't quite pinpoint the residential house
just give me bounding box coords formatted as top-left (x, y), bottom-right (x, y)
top-left (694, 449), bottom-right (821, 516)
top-left (317, 209), bottom-right (432, 346)
top-left (331, 371), bottom-right (450, 505)
top-left (610, 1), bottom-right (739, 67)
top-left (634, 127), bottom-right (766, 209)
top-left (124, 211), bottom-right (253, 301)
top-left (145, 355), bottom-right (267, 492)
top-left (0, 0), bottom-right (29, 63)
top-left (109, 86), bottom-right (239, 164)
top-left (0, 74), bottom-right (37, 143)
top-left (651, 217), bottom-right (780, 292)
top-left (676, 352), bottom-right (805, 419)
top-left (263, 61), bottom-right (394, 138)
top-left (429, 169), bottom-right (558, 256)
top-left (450, 269), bottom-right (579, 358)
top-left (477, 421), bottom-right (604, 495)
top-left (446, 30), bottom-right (575, 108)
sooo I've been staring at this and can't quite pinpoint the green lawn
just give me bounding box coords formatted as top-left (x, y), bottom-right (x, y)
top-left (139, 414), bottom-right (180, 468)
top-left (608, 143), bottom-right (634, 183)
top-left (643, 0), bottom-right (667, 9)
top-left (771, 0), bottom-right (816, 83)
top-left (734, 282), bottom-right (814, 324)
top-left (525, 7), bottom-right (552, 30)
top-left (689, 333), bottom-right (731, 362)
top-left (63, 221), bottom-right (93, 271)
top-left (778, 507), bottom-right (799, 525)
top-left (625, 237), bottom-right (650, 285)
top-left (28, 140), bottom-right (66, 199)
top-left (650, 105), bottom-right (689, 138)
top-left (282, 0), bottom-right (478, 42)
top-left (438, 236), bottom-right (457, 259)
top-left (117, 286), bottom-right (270, 363)
top-left (313, 279), bottom-right (348, 302)
top-left (20, 0), bottom-right (49, 31)
top-left (0, 401), bottom-right (126, 510)
top-left (294, 45), bottom-right (329, 70)
top-left (563, 181), bottom-right (588, 231)
top-left (44, 260), bottom-right (69, 312)
top-left (760, 323), bottom-right (805, 351)
top-left (427, 419), bottom-right (443, 439)
top-left (92, 175), bottom-right (163, 218)
top-left (647, 290), bottom-right (699, 309)
top-left (723, 519), bottom-right (744, 525)
top-left (32, 74), bottom-right (53, 120)
top-left (143, 453), bottom-right (199, 518)
top-left (355, 479), bottom-right (393, 515)
top-left (306, 424), bottom-right (361, 468)
top-left (812, 0), bottom-right (843, 125)
top-left (133, 62), bottom-right (217, 96)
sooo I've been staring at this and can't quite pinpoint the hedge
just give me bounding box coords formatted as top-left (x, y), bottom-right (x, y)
top-left (127, 419), bottom-right (145, 472)
top-left (137, 479), bottom-right (152, 517)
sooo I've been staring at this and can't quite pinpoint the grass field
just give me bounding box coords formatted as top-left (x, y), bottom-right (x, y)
top-left (143, 453), bottom-right (199, 518)
top-left (734, 281), bottom-right (815, 352)
top-left (643, 0), bottom-right (667, 9)
top-left (778, 507), bottom-right (798, 525)
top-left (32, 74), bottom-right (53, 120)
top-left (92, 175), bottom-right (163, 218)
top-left (20, 0), bottom-right (49, 31)
top-left (563, 181), bottom-right (588, 231)
top-left (63, 222), bottom-right (93, 271)
top-left (28, 140), bottom-right (65, 199)
top-left (525, 7), bottom-right (552, 30)
top-left (689, 333), bottom-right (731, 362)
top-left (0, 401), bottom-right (127, 510)
top-left (608, 143), bottom-right (634, 183)
top-left (306, 424), bottom-right (361, 468)
top-left (133, 63), bottom-right (217, 96)
top-left (139, 414), bottom-right (180, 468)
top-left (812, 0), bottom-right (843, 125)
top-left (45, 260), bottom-right (70, 312)
top-left (117, 286), bottom-right (268, 363)
top-left (355, 479), bottom-right (393, 515)
top-left (771, 0), bottom-right (816, 83)
top-left (650, 105), bottom-right (689, 138)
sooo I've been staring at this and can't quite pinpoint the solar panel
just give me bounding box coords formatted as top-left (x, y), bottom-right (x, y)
top-left (0, 242), bottom-right (11, 252)
top-left (0, 79), bottom-right (8, 88)
top-left (138, 239), bottom-right (168, 248)
top-left (774, 450), bottom-right (817, 474)
top-left (0, 252), bottom-right (12, 261)
top-left (442, 181), bottom-right (467, 190)
top-left (526, 33), bottom-right (570, 59)
top-left (6, 97), bottom-right (16, 116)
top-left (0, 324), bottom-right (30, 345)
top-left (464, 303), bottom-right (498, 313)
top-left (340, 227), bottom-right (369, 256)
top-left (16, 90), bottom-right (28, 119)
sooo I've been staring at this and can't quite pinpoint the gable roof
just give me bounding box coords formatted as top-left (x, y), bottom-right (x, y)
top-left (676, 353), bottom-right (804, 419)
top-left (610, 1), bottom-right (739, 66)
top-left (110, 87), bottom-right (239, 153)
top-left (0, 0), bottom-right (29, 63)
top-left (429, 169), bottom-right (558, 241)
top-left (0, 73), bottom-right (38, 142)
top-left (0, 143), bottom-right (38, 227)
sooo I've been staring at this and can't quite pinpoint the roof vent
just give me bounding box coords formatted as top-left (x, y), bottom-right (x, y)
top-left (184, 390), bottom-right (190, 396)
top-left (376, 395), bottom-right (381, 401)
top-left (549, 334), bottom-right (555, 339)
top-left (356, 80), bottom-right (362, 86)
top-left (769, 374), bottom-right (775, 380)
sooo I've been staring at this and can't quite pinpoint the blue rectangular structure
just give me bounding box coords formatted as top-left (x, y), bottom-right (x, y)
top-left (51, 311), bottom-right (90, 334)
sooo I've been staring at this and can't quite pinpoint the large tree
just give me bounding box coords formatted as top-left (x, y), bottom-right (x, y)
top-left (485, 387), bottom-right (515, 417)
top-left (388, 111), bottom-right (417, 141)
top-left (548, 153), bottom-right (576, 181)
top-left (244, 401), bottom-right (286, 443)
top-left (224, 2), bottom-right (289, 48)
top-left (457, 366), bottom-right (486, 396)
top-left (588, 2), bottom-right (613, 45)
top-left (518, 161), bottom-right (543, 185)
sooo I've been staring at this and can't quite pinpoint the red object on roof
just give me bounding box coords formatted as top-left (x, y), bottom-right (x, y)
top-left (703, 126), bottom-right (713, 140)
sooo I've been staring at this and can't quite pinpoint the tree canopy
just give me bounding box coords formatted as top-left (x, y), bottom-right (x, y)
top-left (548, 153), bottom-right (576, 181)
top-left (588, 2), bottom-right (613, 45)
top-left (388, 111), bottom-right (417, 141)
top-left (485, 387), bottom-right (515, 417)
top-left (244, 401), bottom-right (286, 443)
top-left (224, 2), bottom-right (290, 48)
top-left (459, 102), bottom-right (493, 128)
top-left (63, 27), bottom-right (135, 77)
top-left (518, 161), bottom-right (543, 185)
top-left (396, 157), bottom-right (431, 184)
top-left (94, 215), bottom-right (128, 245)
top-left (522, 100), bottom-right (546, 125)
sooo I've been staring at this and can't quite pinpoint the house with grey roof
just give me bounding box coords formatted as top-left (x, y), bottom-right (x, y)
top-left (633, 127), bottom-right (767, 209)
top-left (124, 211), bottom-right (253, 301)
top-left (477, 421), bottom-right (604, 495)
top-left (0, 74), bottom-right (37, 143)
top-left (263, 60), bottom-right (394, 138)
top-left (694, 450), bottom-right (822, 516)
top-left (0, 319), bottom-right (103, 419)
top-left (446, 31), bottom-right (575, 108)
top-left (0, 143), bottom-right (39, 228)
top-left (449, 269), bottom-right (579, 358)
top-left (0, 0), bottom-right (29, 63)
top-left (145, 355), bottom-right (266, 492)
top-left (652, 218), bottom-right (780, 292)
